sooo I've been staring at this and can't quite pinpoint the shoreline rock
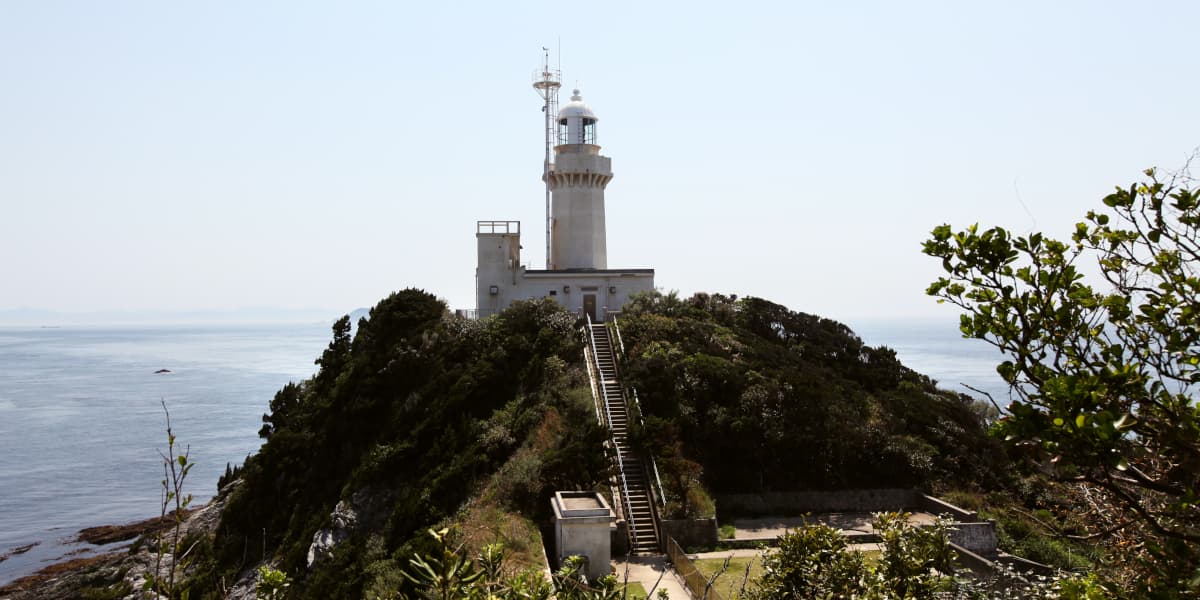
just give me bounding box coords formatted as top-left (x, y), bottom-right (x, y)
top-left (0, 543), bottom-right (39, 565)
top-left (0, 497), bottom-right (225, 599)
top-left (75, 509), bottom-right (195, 546)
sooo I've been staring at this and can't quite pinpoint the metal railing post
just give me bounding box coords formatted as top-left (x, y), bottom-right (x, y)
top-left (585, 314), bottom-right (640, 551)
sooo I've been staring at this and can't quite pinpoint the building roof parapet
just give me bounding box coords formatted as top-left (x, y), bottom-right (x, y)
top-left (523, 268), bottom-right (654, 276)
top-left (477, 220), bottom-right (520, 235)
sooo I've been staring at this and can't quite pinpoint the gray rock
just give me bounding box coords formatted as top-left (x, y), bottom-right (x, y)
top-left (305, 500), bottom-right (358, 569)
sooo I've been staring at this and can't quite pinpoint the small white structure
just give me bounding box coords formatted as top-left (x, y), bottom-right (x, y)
top-left (475, 70), bottom-right (654, 321)
top-left (551, 491), bottom-right (616, 580)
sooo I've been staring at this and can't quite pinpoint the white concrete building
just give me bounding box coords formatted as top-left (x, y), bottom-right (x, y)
top-left (475, 87), bottom-right (654, 321)
top-left (551, 491), bottom-right (616, 580)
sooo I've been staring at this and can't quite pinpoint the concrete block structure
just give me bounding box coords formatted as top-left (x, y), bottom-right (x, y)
top-left (476, 82), bottom-right (654, 321)
top-left (551, 491), bottom-right (616, 581)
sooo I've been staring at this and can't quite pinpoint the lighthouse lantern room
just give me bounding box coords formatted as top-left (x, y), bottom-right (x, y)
top-left (474, 62), bottom-right (654, 321)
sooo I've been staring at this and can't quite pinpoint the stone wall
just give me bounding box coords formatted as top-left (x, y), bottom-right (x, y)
top-left (716, 489), bottom-right (919, 515)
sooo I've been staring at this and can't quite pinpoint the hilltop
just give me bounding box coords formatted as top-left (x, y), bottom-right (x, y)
top-left (3, 289), bottom-right (1057, 599)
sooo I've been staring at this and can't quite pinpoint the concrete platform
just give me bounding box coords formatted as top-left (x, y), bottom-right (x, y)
top-left (732, 511), bottom-right (938, 541)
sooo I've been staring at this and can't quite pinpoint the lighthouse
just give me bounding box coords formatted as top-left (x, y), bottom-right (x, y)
top-left (549, 89), bottom-right (611, 270)
top-left (473, 63), bottom-right (654, 321)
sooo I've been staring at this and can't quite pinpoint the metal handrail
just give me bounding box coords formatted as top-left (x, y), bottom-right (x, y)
top-left (611, 317), bottom-right (668, 513)
top-left (585, 314), bottom-right (641, 551)
top-left (581, 329), bottom-right (627, 526)
top-left (612, 316), bottom-right (628, 360)
top-left (581, 332), bottom-right (604, 425)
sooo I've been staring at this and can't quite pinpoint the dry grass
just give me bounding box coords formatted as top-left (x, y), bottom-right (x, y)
top-left (453, 503), bottom-right (546, 572)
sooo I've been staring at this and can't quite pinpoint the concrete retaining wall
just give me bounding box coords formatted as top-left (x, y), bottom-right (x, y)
top-left (610, 520), bottom-right (629, 557)
top-left (660, 518), bottom-right (718, 548)
top-left (949, 522), bottom-right (998, 558)
top-left (918, 494), bottom-right (979, 521)
top-left (949, 542), bottom-right (996, 576)
top-left (999, 554), bottom-right (1056, 577)
top-left (716, 489), bottom-right (919, 515)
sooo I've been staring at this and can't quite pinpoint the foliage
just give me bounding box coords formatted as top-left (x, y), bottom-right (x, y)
top-left (204, 291), bottom-right (605, 599)
top-left (749, 513), bottom-right (963, 599)
top-left (619, 291), bottom-right (1005, 500)
top-left (750, 522), bottom-right (870, 599)
top-left (217, 461), bottom-right (242, 491)
top-left (924, 166), bottom-right (1200, 594)
top-left (401, 528), bottom-right (485, 600)
top-left (397, 529), bottom-right (623, 600)
top-left (941, 485), bottom-right (1100, 571)
top-left (749, 514), bottom-right (1104, 599)
top-left (255, 565), bottom-right (291, 600)
top-left (874, 512), bottom-right (955, 598)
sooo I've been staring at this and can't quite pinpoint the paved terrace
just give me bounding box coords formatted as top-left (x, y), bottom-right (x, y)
top-left (731, 511), bottom-right (939, 541)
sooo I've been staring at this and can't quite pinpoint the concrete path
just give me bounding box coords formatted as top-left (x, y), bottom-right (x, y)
top-left (612, 556), bottom-right (691, 600)
top-left (691, 548), bottom-right (766, 560)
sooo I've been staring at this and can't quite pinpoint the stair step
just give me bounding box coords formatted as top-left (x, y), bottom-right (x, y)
top-left (591, 324), bottom-right (662, 555)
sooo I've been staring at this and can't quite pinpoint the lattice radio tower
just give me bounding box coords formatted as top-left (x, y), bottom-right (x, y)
top-left (532, 48), bottom-right (561, 270)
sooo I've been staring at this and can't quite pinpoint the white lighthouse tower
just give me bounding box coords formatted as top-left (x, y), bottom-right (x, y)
top-left (474, 62), bottom-right (654, 321)
top-left (549, 89), bottom-right (611, 270)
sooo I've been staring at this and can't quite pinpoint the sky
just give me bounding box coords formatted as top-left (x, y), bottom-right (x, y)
top-left (1, 1), bottom-right (1197, 324)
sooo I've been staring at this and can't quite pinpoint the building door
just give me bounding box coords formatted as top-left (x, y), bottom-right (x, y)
top-left (583, 294), bottom-right (597, 322)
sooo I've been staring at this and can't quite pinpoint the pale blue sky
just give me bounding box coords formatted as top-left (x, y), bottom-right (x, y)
top-left (1, 1), bottom-right (1196, 323)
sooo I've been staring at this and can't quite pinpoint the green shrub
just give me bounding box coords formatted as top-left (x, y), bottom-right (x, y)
top-left (717, 524), bottom-right (736, 540)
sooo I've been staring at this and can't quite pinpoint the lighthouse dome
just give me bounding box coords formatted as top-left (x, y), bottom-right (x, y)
top-left (558, 89), bottom-right (597, 121)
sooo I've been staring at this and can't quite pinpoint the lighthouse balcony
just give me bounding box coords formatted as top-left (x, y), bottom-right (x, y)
top-left (553, 143), bottom-right (601, 156)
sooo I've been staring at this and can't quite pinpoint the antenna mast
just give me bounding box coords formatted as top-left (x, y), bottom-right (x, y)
top-left (532, 48), bottom-right (561, 270)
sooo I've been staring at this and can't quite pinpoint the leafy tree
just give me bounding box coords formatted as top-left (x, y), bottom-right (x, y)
top-left (205, 293), bottom-right (604, 599)
top-left (749, 519), bottom-right (870, 598)
top-left (924, 166), bottom-right (1200, 593)
top-left (617, 291), bottom-right (1004, 496)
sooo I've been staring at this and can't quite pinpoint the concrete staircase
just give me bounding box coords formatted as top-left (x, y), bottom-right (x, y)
top-left (588, 322), bottom-right (661, 554)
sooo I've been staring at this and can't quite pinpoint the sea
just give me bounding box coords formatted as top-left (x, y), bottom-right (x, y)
top-left (0, 323), bottom-right (331, 585)
top-left (0, 317), bottom-right (1010, 585)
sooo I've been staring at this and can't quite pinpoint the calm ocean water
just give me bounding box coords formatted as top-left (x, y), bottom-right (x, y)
top-left (0, 317), bottom-right (1010, 585)
top-left (850, 316), bottom-right (1012, 404)
top-left (0, 323), bottom-right (332, 585)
